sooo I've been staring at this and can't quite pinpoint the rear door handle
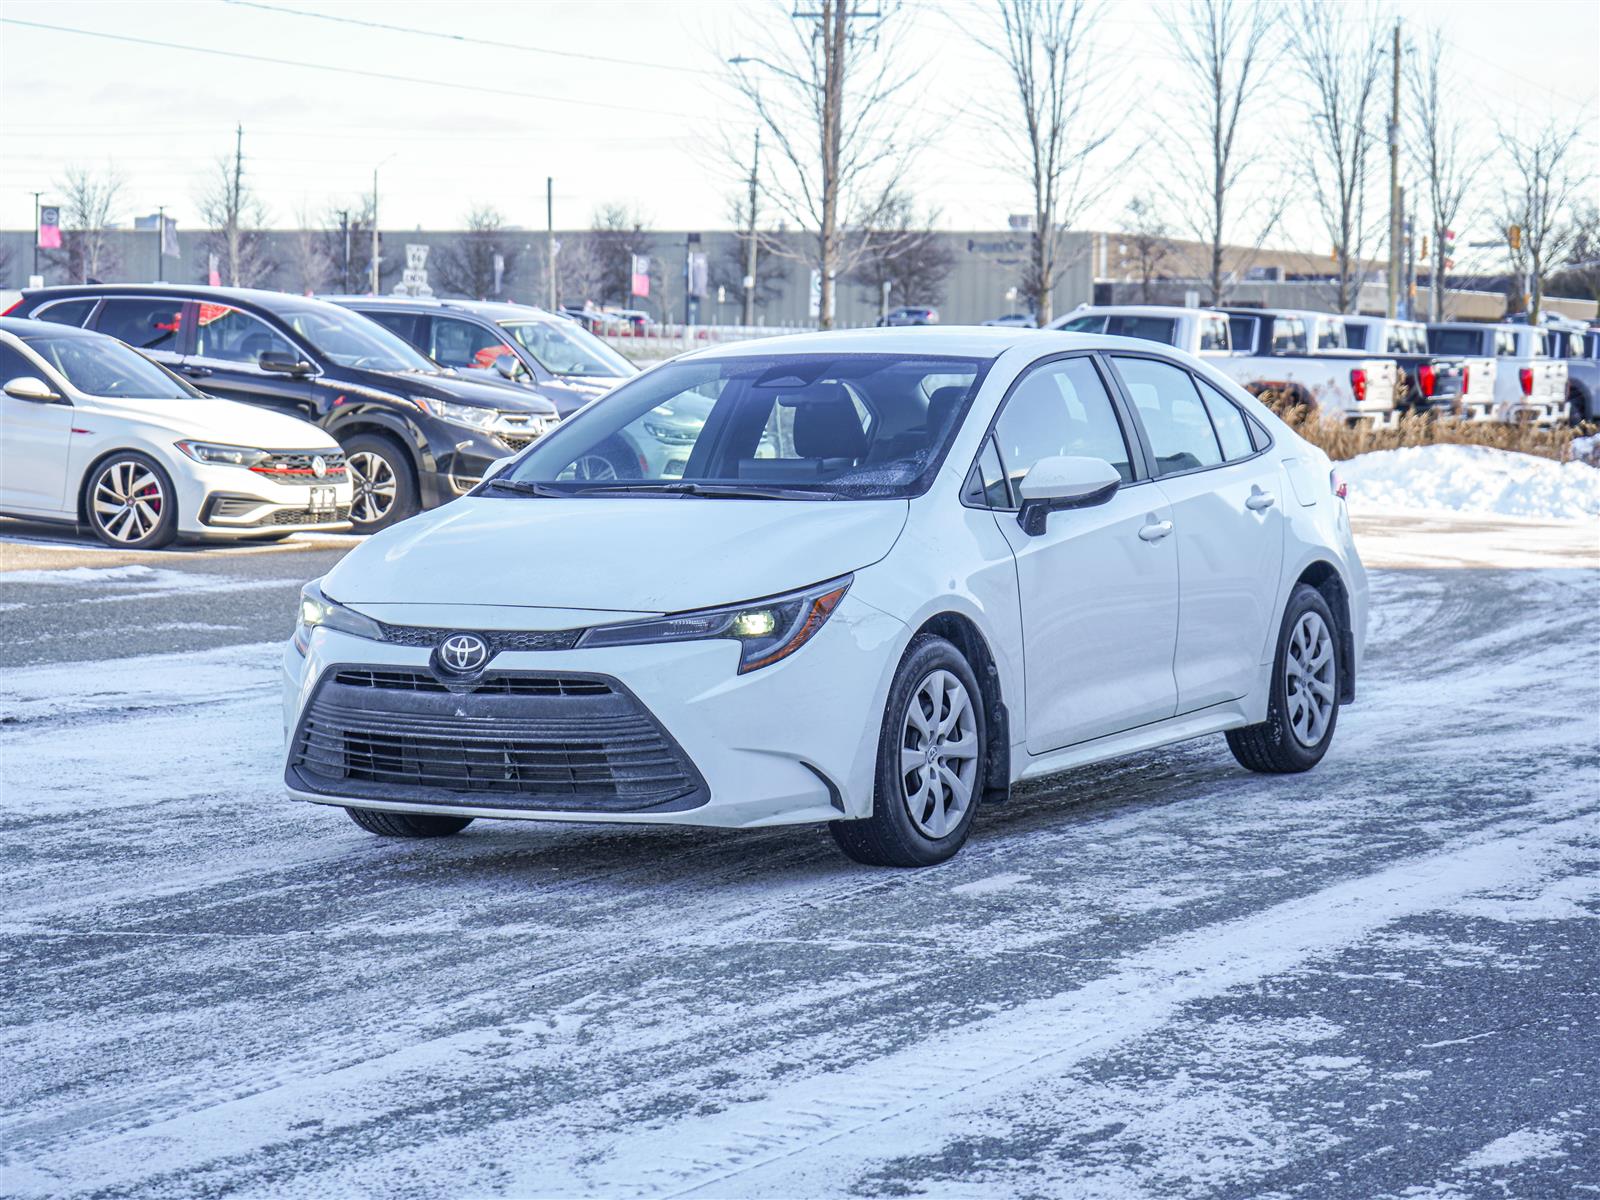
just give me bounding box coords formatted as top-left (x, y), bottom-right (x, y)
top-left (1138, 519), bottom-right (1174, 542)
top-left (180, 364), bottom-right (212, 378)
top-left (1246, 490), bottom-right (1277, 511)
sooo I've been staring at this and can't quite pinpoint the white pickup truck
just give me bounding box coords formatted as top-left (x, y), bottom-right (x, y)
top-left (1343, 315), bottom-right (1496, 420)
top-left (1052, 304), bottom-right (1401, 424)
top-left (1426, 322), bottom-right (1568, 424)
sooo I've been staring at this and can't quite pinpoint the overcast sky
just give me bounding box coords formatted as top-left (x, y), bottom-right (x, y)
top-left (2, 0), bottom-right (1595, 257)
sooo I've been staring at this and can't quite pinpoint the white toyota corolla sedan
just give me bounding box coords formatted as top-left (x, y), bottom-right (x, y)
top-left (0, 317), bottom-right (352, 547)
top-left (283, 329), bottom-right (1366, 866)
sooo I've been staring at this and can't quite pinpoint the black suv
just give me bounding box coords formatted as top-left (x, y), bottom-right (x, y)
top-left (6, 285), bottom-right (558, 531)
top-left (323, 296), bottom-right (637, 419)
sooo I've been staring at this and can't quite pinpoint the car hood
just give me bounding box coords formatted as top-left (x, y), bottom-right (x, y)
top-left (86, 396), bottom-right (339, 449)
top-left (349, 367), bottom-right (559, 416)
top-left (323, 495), bottom-right (911, 614)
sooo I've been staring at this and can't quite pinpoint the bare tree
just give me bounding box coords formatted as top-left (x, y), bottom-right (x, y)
top-left (435, 205), bottom-right (519, 299)
top-left (283, 207), bottom-right (335, 296)
top-left (846, 192), bottom-right (956, 316)
top-left (1118, 196), bottom-right (1177, 301)
top-left (194, 127), bottom-right (273, 287)
top-left (320, 198), bottom-right (376, 295)
top-left (981, 0), bottom-right (1115, 324)
top-left (53, 165), bottom-right (124, 284)
top-left (1405, 29), bottom-right (1482, 321)
top-left (1498, 120), bottom-right (1589, 320)
top-left (587, 205), bottom-right (657, 310)
top-left (1158, 0), bottom-right (1281, 304)
top-left (0, 240), bottom-right (14, 289)
top-left (727, 0), bottom-right (921, 328)
top-left (1549, 200), bottom-right (1600, 306)
top-left (710, 193), bottom-right (786, 318)
top-left (1286, 1), bottom-right (1387, 313)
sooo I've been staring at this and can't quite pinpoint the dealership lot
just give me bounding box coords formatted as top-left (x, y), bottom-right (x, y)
top-left (2, 522), bottom-right (1596, 1198)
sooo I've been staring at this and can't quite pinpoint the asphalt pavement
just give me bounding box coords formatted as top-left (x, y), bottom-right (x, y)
top-left (2, 518), bottom-right (1596, 1199)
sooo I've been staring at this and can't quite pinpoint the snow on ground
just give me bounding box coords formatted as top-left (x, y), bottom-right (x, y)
top-left (1341, 444), bottom-right (1600, 520)
top-left (3, 568), bottom-right (1598, 1198)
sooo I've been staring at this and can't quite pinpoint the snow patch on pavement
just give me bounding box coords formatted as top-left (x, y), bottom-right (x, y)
top-left (951, 872), bottom-right (1030, 895)
top-left (0, 562), bottom-right (287, 599)
top-left (1341, 445), bottom-right (1600, 520)
top-left (1461, 1126), bottom-right (1569, 1170)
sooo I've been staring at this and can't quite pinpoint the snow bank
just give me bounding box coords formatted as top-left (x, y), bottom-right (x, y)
top-left (1341, 445), bottom-right (1600, 521)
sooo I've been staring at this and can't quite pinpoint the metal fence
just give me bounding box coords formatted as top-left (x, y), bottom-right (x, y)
top-left (595, 322), bottom-right (818, 359)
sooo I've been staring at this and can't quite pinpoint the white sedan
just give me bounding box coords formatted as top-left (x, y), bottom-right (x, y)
top-left (283, 328), bottom-right (1366, 866)
top-left (1, 317), bottom-right (352, 548)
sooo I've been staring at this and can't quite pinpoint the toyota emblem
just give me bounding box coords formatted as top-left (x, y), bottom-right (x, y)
top-left (435, 632), bottom-right (490, 675)
top-left (312, 455), bottom-right (328, 478)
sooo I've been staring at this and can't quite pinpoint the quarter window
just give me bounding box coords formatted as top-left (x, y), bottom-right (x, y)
top-left (34, 299), bottom-right (97, 327)
top-left (1315, 318), bottom-right (1346, 350)
top-left (1111, 356), bottom-right (1224, 476)
top-left (93, 298), bottom-right (185, 353)
top-left (1198, 316), bottom-right (1231, 351)
top-left (992, 356), bottom-right (1134, 492)
top-left (193, 305), bottom-right (297, 364)
top-left (1197, 378), bottom-right (1255, 461)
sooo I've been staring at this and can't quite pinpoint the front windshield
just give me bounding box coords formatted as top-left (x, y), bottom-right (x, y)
top-left (502, 319), bottom-right (636, 378)
top-left (278, 305), bottom-right (439, 373)
top-left (22, 334), bottom-right (201, 399)
top-left (500, 352), bottom-right (992, 500)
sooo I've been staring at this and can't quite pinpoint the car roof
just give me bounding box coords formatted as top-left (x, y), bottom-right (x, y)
top-left (674, 326), bottom-right (1123, 362)
top-left (321, 295), bottom-right (561, 323)
top-left (1063, 305), bottom-right (1209, 319)
top-left (21, 282), bottom-right (351, 316)
top-left (0, 314), bottom-right (105, 339)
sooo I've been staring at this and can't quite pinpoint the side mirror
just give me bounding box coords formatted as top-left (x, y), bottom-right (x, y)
top-left (3, 375), bottom-right (60, 403)
top-left (493, 353), bottom-right (525, 381)
top-left (1016, 455), bottom-right (1121, 536)
top-left (259, 350), bottom-right (313, 376)
top-left (483, 455), bottom-right (516, 481)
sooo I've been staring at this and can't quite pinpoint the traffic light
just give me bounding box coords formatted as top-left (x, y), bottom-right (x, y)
top-left (1507, 225), bottom-right (1522, 251)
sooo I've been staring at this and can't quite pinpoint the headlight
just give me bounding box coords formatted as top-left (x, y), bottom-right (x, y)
top-left (578, 576), bottom-right (850, 673)
top-left (417, 397), bottom-right (502, 430)
top-left (642, 419), bottom-right (698, 445)
top-left (293, 579), bottom-right (383, 653)
top-left (176, 440), bottom-right (269, 467)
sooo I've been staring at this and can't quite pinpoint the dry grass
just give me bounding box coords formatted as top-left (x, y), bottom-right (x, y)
top-left (1261, 399), bottom-right (1596, 464)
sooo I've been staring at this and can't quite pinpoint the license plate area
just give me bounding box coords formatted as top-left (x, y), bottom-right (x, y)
top-left (307, 486), bottom-right (337, 514)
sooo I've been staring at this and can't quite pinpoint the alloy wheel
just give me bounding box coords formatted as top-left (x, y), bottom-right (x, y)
top-left (347, 451), bottom-right (397, 524)
top-left (91, 460), bottom-right (165, 543)
top-left (569, 454), bottom-right (618, 482)
top-left (1285, 611), bottom-right (1336, 747)
top-left (900, 669), bottom-right (980, 838)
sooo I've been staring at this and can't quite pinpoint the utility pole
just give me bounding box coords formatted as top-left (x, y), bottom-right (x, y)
top-left (231, 123), bottom-right (244, 287)
top-left (32, 191), bottom-right (41, 280)
top-left (1387, 18), bottom-right (1401, 320)
top-left (742, 129), bottom-right (760, 327)
top-left (370, 167), bottom-right (380, 294)
top-left (546, 176), bottom-right (557, 312)
top-left (157, 204), bottom-right (166, 283)
top-left (337, 209), bottom-right (350, 293)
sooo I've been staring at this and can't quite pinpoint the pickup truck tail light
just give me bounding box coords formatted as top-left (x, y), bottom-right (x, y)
top-left (1417, 364), bottom-right (1437, 398)
top-left (1330, 470), bottom-right (1348, 500)
top-left (1461, 365), bottom-right (1470, 395)
top-left (1349, 368), bottom-right (1368, 402)
top-left (1519, 367), bottom-right (1533, 396)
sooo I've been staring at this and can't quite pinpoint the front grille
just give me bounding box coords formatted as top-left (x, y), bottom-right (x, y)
top-left (287, 668), bottom-right (706, 813)
top-left (374, 621), bottom-right (584, 652)
top-left (271, 505), bottom-right (351, 527)
top-left (251, 451), bottom-right (347, 484)
top-left (499, 434), bottom-right (535, 452)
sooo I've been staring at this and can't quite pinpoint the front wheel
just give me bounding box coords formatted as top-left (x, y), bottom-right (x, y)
top-left (84, 452), bottom-right (179, 549)
top-left (344, 433), bottom-right (419, 533)
top-left (1226, 583), bottom-right (1341, 773)
top-left (345, 808), bottom-right (473, 838)
top-left (830, 635), bottom-right (986, 867)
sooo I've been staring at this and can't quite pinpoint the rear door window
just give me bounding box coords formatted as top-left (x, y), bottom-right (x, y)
top-left (1198, 316), bottom-right (1231, 351)
top-left (91, 298), bottom-right (186, 354)
top-left (192, 304), bottom-right (298, 365)
top-left (1271, 319), bottom-right (1307, 353)
top-left (431, 316), bottom-right (516, 371)
top-left (1315, 318), bottom-right (1346, 350)
top-left (362, 310), bottom-right (421, 345)
top-left (1111, 355), bottom-right (1224, 477)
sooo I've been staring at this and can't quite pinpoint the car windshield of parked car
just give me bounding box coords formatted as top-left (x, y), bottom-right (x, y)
top-left (21, 333), bottom-right (202, 399)
top-left (1103, 316), bottom-right (1179, 345)
top-left (501, 320), bottom-right (635, 378)
top-left (1428, 328), bottom-right (1481, 356)
top-left (277, 304), bottom-right (439, 373)
top-left (499, 352), bottom-right (991, 499)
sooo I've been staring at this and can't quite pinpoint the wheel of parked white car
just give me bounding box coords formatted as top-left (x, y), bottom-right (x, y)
top-left (86, 452), bottom-right (178, 549)
top-left (1226, 583), bottom-right (1342, 773)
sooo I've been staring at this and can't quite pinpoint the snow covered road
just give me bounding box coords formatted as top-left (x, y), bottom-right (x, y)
top-left (3, 564), bottom-right (1597, 1198)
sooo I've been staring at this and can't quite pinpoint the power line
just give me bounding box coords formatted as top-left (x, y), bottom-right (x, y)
top-left (0, 18), bottom-right (704, 119)
top-left (220, 0), bottom-right (722, 78)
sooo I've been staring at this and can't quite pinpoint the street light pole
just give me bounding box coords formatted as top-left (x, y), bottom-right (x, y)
top-left (32, 190), bottom-right (41, 280)
top-left (743, 129), bottom-right (760, 327)
top-left (157, 204), bottom-right (165, 282)
top-left (370, 167), bottom-right (381, 294)
top-left (337, 209), bottom-right (350, 293)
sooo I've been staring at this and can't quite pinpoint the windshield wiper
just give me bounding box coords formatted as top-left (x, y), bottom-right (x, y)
top-left (573, 482), bottom-right (837, 500)
top-left (476, 478), bottom-right (572, 498)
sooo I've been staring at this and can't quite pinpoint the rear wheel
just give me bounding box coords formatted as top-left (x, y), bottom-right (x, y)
top-left (345, 807), bottom-right (473, 838)
top-left (1226, 584), bottom-right (1341, 773)
top-left (830, 635), bottom-right (985, 867)
top-left (344, 433), bottom-right (418, 532)
top-left (84, 452), bottom-right (178, 549)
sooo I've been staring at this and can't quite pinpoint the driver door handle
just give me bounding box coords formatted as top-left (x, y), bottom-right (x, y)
top-left (1138, 519), bottom-right (1174, 542)
top-left (1246, 489), bottom-right (1277, 511)
top-left (180, 364), bottom-right (212, 378)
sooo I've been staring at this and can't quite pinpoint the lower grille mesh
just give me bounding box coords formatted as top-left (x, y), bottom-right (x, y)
top-left (288, 668), bottom-right (705, 813)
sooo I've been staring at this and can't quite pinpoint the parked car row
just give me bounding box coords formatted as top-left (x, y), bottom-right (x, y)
top-left (1045, 304), bottom-right (1582, 426)
top-left (0, 285), bottom-right (637, 547)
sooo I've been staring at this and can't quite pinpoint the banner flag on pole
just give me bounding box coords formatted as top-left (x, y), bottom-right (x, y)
top-left (630, 254), bottom-right (650, 298)
top-left (161, 216), bottom-right (180, 259)
top-left (37, 205), bottom-right (61, 249)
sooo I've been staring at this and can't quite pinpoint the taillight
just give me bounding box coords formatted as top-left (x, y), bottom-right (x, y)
top-left (1350, 369), bottom-right (1367, 402)
top-left (1519, 367), bottom-right (1533, 396)
top-left (1418, 364), bottom-right (1436, 397)
top-left (0, 297), bottom-right (23, 317)
top-left (1330, 470), bottom-right (1348, 500)
top-left (1461, 365), bottom-right (1470, 394)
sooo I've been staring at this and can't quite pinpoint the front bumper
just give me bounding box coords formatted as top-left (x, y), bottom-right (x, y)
top-left (174, 460), bottom-right (353, 537)
top-left (280, 594), bottom-right (907, 828)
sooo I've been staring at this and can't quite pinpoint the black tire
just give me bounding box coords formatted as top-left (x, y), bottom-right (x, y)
top-left (830, 635), bottom-right (986, 867)
top-left (83, 451), bottom-right (179, 549)
top-left (345, 807), bottom-right (474, 838)
top-left (342, 432), bottom-right (419, 533)
top-left (1226, 583), bottom-right (1341, 774)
